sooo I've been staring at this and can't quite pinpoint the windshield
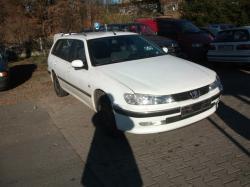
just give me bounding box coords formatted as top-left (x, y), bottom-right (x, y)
top-left (88, 35), bottom-right (165, 66)
top-left (178, 21), bottom-right (201, 33)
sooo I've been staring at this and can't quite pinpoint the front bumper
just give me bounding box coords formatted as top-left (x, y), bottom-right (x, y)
top-left (113, 92), bottom-right (220, 134)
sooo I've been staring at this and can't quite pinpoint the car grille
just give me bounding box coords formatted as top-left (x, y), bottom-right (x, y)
top-left (172, 85), bottom-right (209, 101)
top-left (181, 97), bottom-right (212, 117)
top-left (165, 93), bottom-right (220, 124)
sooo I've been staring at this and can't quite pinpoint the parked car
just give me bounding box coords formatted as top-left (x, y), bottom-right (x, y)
top-left (156, 18), bottom-right (213, 60)
top-left (0, 46), bottom-right (9, 90)
top-left (86, 22), bottom-right (181, 55)
top-left (134, 18), bottom-right (158, 33)
top-left (104, 23), bottom-right (181, 56)
top-left (200, 27), bottom-right (220, 38)
top-left (48, 32), bottom-right (222, 134)
top-left (207, 26), bottom-right (250, 64)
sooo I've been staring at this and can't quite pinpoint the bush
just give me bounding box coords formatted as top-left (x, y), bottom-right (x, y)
top-left (180, 0), bottom-right (250, 26)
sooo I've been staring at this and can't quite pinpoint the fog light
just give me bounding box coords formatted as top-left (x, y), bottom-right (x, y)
top-left (139, 122), bottom-right (154, 126)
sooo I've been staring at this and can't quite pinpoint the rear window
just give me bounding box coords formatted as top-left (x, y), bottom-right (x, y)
top-left (234, 30), bottom-right (249, 41)
top-left (215, 29), bottom-right (249, 42)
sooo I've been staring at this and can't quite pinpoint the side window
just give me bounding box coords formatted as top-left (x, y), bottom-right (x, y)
top-left (70, 40), bottom-right (86, 62)
top-left (51, 40), bottom-right (63, 56)
top-left (60, 40), bottom-right (73, 61)
top-left (51, 39), bottom-right (73, 62)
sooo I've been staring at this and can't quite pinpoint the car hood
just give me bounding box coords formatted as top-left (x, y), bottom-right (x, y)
top-left (95, 55), bottom-right (216, 95)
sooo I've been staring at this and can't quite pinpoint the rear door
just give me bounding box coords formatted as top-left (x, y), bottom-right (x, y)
top-left (50, 39), bottom-right (73, 90)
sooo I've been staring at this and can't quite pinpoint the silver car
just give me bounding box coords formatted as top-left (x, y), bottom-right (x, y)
top-left (207, 26), bottom-right (250, 64)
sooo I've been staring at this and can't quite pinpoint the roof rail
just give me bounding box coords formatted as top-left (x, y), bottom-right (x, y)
top-left (53, 32), bottom-right (88, 42)
top-left (81, 32), bottom-right (87, 36)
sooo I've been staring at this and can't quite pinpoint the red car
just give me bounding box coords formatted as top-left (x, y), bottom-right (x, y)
top-left (136, 18), bottom-right (213, 60)
top-left (134, 18), bottom-right (158, 33)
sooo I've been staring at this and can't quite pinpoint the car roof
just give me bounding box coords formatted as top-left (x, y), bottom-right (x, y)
top-left (54, 31), bottom-right (137, 41)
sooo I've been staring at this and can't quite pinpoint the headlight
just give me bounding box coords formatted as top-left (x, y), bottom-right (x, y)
top-left (209, 76), bottom-right (223, 91)
top-left (0, 72), bottom-right (8, 77)
top-left (192, 43), bottom-right (203, 48)
top-left (124, 93), bottom-right (175, 105)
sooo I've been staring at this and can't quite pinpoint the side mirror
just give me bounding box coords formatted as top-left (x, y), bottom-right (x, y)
top-left (162, 47), bottom-right (169, 54)
top-left (71, 59), bottom-right (85, 69)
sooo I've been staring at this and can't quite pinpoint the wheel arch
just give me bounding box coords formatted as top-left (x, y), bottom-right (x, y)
top-left (93, 89), bottom-right (106, 112)
top-left (93, 88), bottom-right (117, 112)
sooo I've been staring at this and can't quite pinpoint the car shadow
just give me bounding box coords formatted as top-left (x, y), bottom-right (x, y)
top-left (216, 101), bottom-right (250, 140)
top-left (81, 113), bottom-right (142, 187)
top-left (9, 64), bottom-right (37, 89)
top-left (208, 65), bottom-right (250, 140)
top-left (216, 65), bottom-right (250, 98)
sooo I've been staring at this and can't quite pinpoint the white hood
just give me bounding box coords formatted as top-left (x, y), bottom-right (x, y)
top-left (95, 55), bottom-right (216, 95)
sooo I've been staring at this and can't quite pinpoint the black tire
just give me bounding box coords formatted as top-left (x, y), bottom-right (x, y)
top-left (52, 72), bottom-right (68, 97)
top-left (97, 94), bottom-right (120, 136)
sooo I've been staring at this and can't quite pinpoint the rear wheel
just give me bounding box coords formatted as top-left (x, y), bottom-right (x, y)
top-left (52, 72), bottom-right (68, 97)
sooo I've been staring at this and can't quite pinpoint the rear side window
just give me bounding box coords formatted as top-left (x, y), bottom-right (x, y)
top-left (51, 40), bottom-right (62, 56)
top-left (52, 39), bottom-right (74, 61)
top-left (70, 40), bottom-right (86, 62)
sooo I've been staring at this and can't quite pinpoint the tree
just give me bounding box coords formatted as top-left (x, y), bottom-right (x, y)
top-left (0, 1), bottom-right (7, 43)
top-left (180, 0), bottom-right (250, 26)
top-left (129, 0), bottom-right (162, 16)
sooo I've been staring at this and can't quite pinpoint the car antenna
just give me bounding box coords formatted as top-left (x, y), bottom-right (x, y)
top-left (104, 24), bottom-right (108, 32)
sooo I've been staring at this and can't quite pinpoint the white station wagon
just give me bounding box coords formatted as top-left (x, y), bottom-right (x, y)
top-left (48, 32), bottom-right (222, 134)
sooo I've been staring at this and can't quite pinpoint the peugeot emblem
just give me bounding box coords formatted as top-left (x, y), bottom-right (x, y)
top-left (190, 90), bottom-right (200, 99)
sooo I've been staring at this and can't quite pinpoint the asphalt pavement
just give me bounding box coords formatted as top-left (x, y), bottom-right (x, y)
top-left (0, 62), bottom-right (249, 187)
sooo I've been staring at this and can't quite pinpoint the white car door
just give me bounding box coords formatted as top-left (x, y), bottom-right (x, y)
top-left (67, 39), bottom-right (93, 108)
top-left (50, 39), bottom-right (73, 91)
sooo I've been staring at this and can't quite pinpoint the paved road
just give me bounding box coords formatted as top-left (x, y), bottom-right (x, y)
top-left (0, 62), bottom-right (249, 186)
